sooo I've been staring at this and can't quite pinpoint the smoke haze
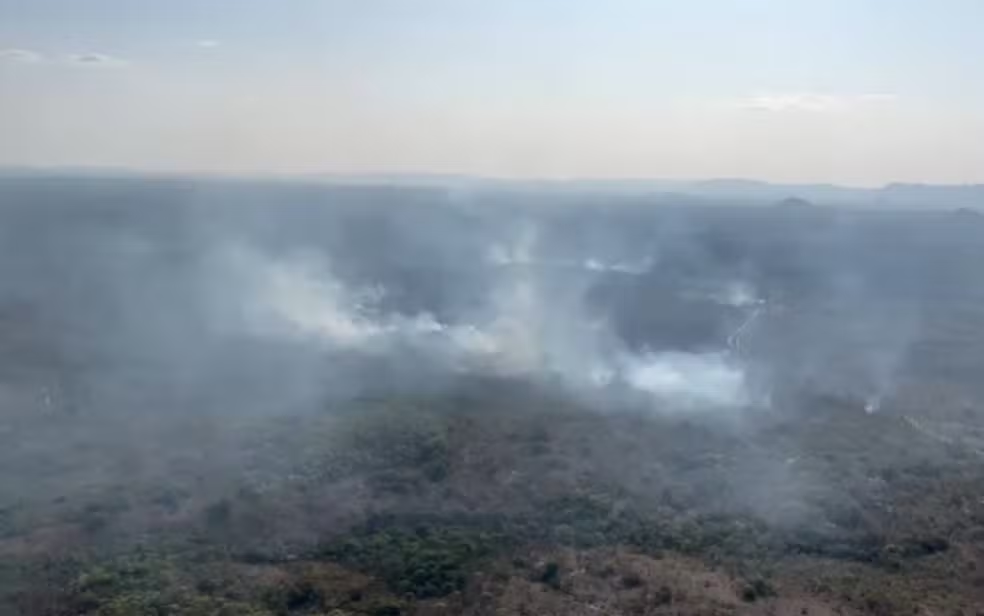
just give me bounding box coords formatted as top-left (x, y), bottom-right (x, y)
top-left (2, 175), bottom-right (984, 614)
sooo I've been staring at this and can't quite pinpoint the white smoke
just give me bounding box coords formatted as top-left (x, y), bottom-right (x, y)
top-left (487, 223), bottom-right (651, 276)
top-left (621, 351), bottom-right (750, 411)
top-left (214, 241), bottom-right (755, 415)
top-left (716, 281), bottom-right (763, 308)
top-left (212, 245), bottom-right (395, 348)
top-left (583, 257), bottom-right (653, 275)
top-left (209, 243), bottom-right (504, 363)
top-left (486, 223), bottom-right (537, 267)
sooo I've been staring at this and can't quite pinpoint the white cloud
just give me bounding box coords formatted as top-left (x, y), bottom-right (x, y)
top-left (66, 52), bottom-right (130, 68)
top-left (0, 49), bottom-right (43, 64)
top-left (738, 92), bottom-right (897, 113)
top-left (1, 49), bottom-right (132, 69)
top-left (195, 40), bottom-right (220, 49)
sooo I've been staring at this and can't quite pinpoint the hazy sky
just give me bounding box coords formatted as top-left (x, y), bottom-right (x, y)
top-left (1, 0), bottom-right (983, 185)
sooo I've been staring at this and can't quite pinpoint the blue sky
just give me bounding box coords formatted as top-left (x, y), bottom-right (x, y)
top-left (1, 0), bottom-right (982, 184)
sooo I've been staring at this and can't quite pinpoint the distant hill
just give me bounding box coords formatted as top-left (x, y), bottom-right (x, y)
top-left (672, 180), bottom-right (984, 209)
top-left (952, 207), bottom-right (983, 219)
top-left (1, 167), bottom-right (983, 210)
top-left (775, 196), bottom-right (817, 209)
top-left (307, 175), bottom-right (984, 210)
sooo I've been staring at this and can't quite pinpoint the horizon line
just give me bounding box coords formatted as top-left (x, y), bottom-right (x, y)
top-left (3, 164), bottom-right (984, 191)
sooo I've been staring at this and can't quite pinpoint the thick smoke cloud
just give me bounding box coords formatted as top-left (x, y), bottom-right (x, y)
top-left (4, 178), bottom-right (962, 436)
top-left (206, 221), bottom-right (759, 418)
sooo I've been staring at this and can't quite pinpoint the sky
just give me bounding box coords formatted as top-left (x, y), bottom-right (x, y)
top-left (1, 0), bottom-right (983, 185)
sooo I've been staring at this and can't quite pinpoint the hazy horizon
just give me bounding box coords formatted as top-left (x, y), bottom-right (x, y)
top-left (5, 164), bottom-right (984, 193)
top-left (3, 0), bottom-right (984, 186)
